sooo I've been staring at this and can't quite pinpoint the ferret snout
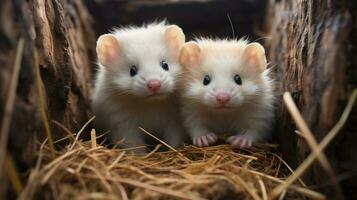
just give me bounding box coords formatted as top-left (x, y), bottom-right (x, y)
top-left (216, 92), bottom-right (231, 105)
top-left (147, 79), bottom-right (161, 92)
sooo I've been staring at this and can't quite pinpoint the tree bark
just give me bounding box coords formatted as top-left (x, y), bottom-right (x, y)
top-left (265, 0), bottom-right (357, 199)
top-left (0, 0), bottom-right (95, 198)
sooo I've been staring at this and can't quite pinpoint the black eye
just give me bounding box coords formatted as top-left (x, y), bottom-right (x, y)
top-left (160, 60), bottom-right (169, 71)
top-left (130, 65), bottom-right (138, 76)
top-left (203, 75), bottom-right (211, 86)
top-left (234, 74), bottom-right (242, 85)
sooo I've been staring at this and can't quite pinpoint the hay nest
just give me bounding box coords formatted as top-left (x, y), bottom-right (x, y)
top-left (20, 128), bottom-right (318, 200)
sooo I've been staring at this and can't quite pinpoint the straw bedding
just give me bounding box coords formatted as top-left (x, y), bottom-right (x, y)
top-left (21, 129), bottom-right (310, 200)
top-left (16, 80), bottom-right (357, 200)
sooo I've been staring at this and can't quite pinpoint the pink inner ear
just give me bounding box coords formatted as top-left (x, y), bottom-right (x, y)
top-left (188, 56), bottom-right (196, 64)
top-left (170, 42), bottom-right (179, 51)
top-left (165, 27), bottom-right (185, 58)
top-left (248, 55), bottom-right (258, 66)
top-left (167, 38), bottom-right (181, 58)
top-left (107, 47), bottom-right (118, 63)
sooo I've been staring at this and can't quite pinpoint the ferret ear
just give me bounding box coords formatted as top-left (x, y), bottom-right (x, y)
top-left (165, 25), bottom-right (185, 58)
top-left (179, 42), bottom-right (200, 68)
top-left (243, 42), bottom-right (267, 73)
top-left (96, 34), bottom-right (121, 69)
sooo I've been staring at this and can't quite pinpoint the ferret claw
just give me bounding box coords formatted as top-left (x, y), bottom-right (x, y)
top-left (193, 133), bottom-right (218, 147)
top-left (227, 135), bottom-right (253, 149)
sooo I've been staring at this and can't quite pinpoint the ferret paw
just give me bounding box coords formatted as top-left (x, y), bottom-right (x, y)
top-left (227, 135), bottom-right (253, 149)
top-left (193, 133), bottom-right (218, 147)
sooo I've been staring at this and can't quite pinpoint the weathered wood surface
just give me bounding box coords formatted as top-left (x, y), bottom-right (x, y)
top-left (266, 0), bottom-right (357, 199)
top-left (0, 0), bottom-right (95, 198)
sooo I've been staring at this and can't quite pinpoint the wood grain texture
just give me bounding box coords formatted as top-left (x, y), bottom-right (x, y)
top-left (266, 0), bottom-right (357, 198)
top-left (0, 0), bottom-right (95, 198)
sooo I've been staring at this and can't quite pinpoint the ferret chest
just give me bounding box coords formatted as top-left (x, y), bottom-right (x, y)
top-left (203, 112), bottom-right (245, 134)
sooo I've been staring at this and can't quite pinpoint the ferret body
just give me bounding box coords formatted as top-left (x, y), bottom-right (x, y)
top-left (92, 21), bottom-right (186, 148)
top-left (178, 38), bottom-right (275, 148)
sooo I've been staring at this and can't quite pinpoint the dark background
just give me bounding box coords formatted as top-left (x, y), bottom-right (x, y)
top-left (84, 0), bottom-right (268, 40)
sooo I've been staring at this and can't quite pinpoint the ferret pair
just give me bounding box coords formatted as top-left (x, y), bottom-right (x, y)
top-left (92, 21), bottom-right (274, 150)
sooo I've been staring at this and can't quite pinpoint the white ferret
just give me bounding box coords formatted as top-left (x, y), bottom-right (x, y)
top-left (92, 21), bottom-right (186, 148)
top-left (178, 38), bottom-right (275, 149)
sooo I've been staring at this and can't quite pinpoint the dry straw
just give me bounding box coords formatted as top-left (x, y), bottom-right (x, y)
top-left (19, 124), bottom-right (327, 200)
top-left (5, 155), bottom-right (23, 195)
top-left (15, 88), bottom-right (356, 199)
top-left (34, 50), bottom-right (56, 159)
top-left (282, 92), bottom-right (343, 199)
top-left (269, 89), bottom-right (357, 199)
top-left (7, 43), bottom-right (355, 199)
top-left (21, 139), bottom-right (321, 200)
top-left (0, 38), bottom-right (25, 181)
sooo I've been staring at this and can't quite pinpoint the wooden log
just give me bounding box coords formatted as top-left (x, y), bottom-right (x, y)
top-left (0, 0), bottom-right (95, 198)
top-left (265, 0), bottom-right (357, 198)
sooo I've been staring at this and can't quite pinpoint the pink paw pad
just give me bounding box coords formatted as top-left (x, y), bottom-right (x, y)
top-left (193, 133), bottom-right (218, 147)
top-left (227, 135), bottom-right (253, 149)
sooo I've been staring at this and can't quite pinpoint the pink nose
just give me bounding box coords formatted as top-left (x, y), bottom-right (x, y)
top-left (216, 92), bottom-right (231, 105)
top-left (147, 79), bottom-right (161, 92)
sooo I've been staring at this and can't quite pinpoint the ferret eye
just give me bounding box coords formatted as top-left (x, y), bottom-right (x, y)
top-left (203, 75), bottom-right (211, 86)
top-left (130, 65), bottom-right (138, 76)
top-left (160, 60), bottom-right (169, 71)
top-left (234, 74), bottom-right (242, 85)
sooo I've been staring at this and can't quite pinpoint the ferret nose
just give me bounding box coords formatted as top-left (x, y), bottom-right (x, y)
top-left (216, 92), bottom-right (231, 105)
top-left (147, 79), bottom-right (161, 92)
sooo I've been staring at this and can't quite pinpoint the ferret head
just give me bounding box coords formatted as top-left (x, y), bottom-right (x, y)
top-left (179, 39), bottom-right (267, 109)
top-left (96, 22), bottom-right (185, 98)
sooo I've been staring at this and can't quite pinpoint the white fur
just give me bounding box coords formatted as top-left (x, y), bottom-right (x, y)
top-left (180, 38), bottom-right (275, 146)
top-left (92, 21), bottom-right (186, 148)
